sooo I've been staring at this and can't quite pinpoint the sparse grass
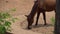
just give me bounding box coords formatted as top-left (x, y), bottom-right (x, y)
top-left (11, 8), bottom-right (16, 11)
top-left (50, 17), bottom-right (55, 25)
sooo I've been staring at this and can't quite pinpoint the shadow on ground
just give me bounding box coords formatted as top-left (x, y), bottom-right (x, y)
top-left (22, 24), bottom-right (54, 30)
top-left (32, 24), bottom-right (54, 28)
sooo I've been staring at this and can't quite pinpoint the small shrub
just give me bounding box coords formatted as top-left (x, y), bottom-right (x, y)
top-left (0, 8), bottom-right (17, 34)
top-left (50, 17), bottom-right (55, 25)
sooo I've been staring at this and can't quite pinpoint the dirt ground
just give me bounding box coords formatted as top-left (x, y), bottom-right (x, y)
top-left (0, 0), bottom-right (55, 34)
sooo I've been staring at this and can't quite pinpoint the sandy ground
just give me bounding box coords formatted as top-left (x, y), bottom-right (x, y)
top-left (0, 0), bottom-right (55, 34)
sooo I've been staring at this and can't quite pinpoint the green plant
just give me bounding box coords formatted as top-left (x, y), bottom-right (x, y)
top-left (0, 8), bottom-right (17, 34)
top-left (11, 8), bottom-right (16, 11)
top-left (50, 17), bottom-right (55, 25)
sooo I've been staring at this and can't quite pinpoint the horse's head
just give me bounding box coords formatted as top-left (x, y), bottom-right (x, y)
top-left (25, 15), bottom-right (33, 23)
top-left (25, 15), bottom-right (34, 29)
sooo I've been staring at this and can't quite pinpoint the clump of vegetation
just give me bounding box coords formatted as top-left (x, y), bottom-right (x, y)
top-left (11, 8), bottom-right (16, 11)
top-left (50, 17), bottom-right (55, 25)
top-left (0, 8), bottom-right (17, 34)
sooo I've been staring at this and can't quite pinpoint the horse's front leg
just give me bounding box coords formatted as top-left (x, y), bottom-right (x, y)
top-left (35, 10), bottom-right (41, 26)
top-left (42, 12), bottom-right (47, 25)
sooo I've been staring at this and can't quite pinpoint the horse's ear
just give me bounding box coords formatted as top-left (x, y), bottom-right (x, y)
top-left (25, 15), bottom-right (28, 17)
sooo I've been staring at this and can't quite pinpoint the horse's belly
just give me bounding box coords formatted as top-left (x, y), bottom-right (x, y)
top-left (43, 6), bottom-right (55, 11)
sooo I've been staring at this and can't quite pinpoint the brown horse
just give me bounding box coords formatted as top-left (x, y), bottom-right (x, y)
top-left (25, 0), bottom-right (56, 29)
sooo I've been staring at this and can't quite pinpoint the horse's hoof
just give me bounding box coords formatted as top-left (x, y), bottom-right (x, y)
top-left (28, 27), bottom-right (31, 29)
top-left (27, 26), bottom-right (32, 29)
top-left (35, 24), bottom-right (37, 26)
top-left (44, 24), bottom-right (47, 25)
top-left (35, 23), bottom-right (38, 26)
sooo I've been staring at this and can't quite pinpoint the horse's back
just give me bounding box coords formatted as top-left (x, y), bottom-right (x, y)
top-left (38, 0), bottom-right (56, 11)
top-left (45, 0), bottom-right (56, 6)
top-left (38, 0), bottom-right (56, 5)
